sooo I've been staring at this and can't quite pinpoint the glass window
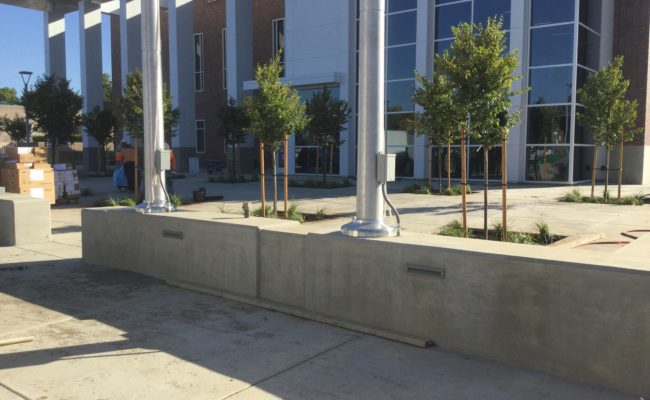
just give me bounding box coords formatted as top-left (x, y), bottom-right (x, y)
top-left (573, 146), bottom-right (596, 181)
top-left (576, 66), bottom-right (594, 92)
top-left (386, 80), bottom-right (414, 113)
top-left (294, 147), bottom-right (340, 175)
top-left (387, 45), bottom-right (416, 80)
top-left (435, 2), bottom-right (471, 39)
top-left (196, 120), bottom-right (205, 153)
top-left (526, 146), bottom-right (570, 182)
top-left (530, 25), bottom-right (574, 66)
top-left (580, 0), bottom-right (602, 32)
top-left (272, 19), bottom-right (285, 76)
top-left (474, 0), bottom-right (511, 29)
top-left (468, 146), bottom-right (502, 180)
top-left (388, 0), bottom-right (417, 13)
top-left (578, 26), bottom-right (600, 70)
top-left (221, 29), bottom-right (227, 90)
top-left (436, 0), bottom-right (461, 4)
top-left (531, 0), bottom-right (575, 26)
top-left (194, 33), bottom-right (204, 91)
top-left (431, 145), bottom-right (461, 179)
top-left (526, 106), bottom-right (571, 144)
top-left (575, 106), bottom-right (594, 143)
top-left (387, 11), bottom-right (417, 46)
top-left (434, 39), bottom-right (452, 56)
top-left (528, 67), bottom-right (573, 105)
top-left (388, 146), bottom-right (414, 177)
top-left (386, 114), bottom-right (414, 146)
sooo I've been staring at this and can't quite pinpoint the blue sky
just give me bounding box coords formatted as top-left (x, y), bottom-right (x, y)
top-left (0, 3), bottom-right (112, 96)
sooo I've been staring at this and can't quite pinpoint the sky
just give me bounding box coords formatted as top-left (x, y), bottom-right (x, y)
top-left (0, 3), bottom-right (112, 96)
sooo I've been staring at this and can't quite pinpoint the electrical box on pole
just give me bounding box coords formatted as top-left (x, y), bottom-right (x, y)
top-left (376, 153), bottom-right (396, 183)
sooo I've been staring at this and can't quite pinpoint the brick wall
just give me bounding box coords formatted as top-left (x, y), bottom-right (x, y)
top-left (613, 0), bottom-right (650, 145)
top-left (253, 0), bottom-right (285, 68)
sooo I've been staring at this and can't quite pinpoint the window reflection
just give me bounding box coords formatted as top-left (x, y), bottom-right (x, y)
top-left (387, 45), bottom-right (416, 80)
top-left (531, 0), bottom-right (575, 26)
top-left (526, 146), bottom-right (570, 182)
top-left (579, 0), bottom-right (602, 32)
top-left (388, 0), bottom-right (417, 13)
top-left (473, 0), bottom-right (511, 28)
top-left (527, 106), bottom-right (571, 144)
top-left (435, 2), bottom-right (471, 39)
top-left (578, 26), bottom-right (600, 70)
top-left (529, 67), bottom-right (573, 105)
top-left (386, 81), bottom-right (415, 113)
top-left (387, 12), bottom-right (417, 46)
top-left (530, 25), bottom-right (574, 66)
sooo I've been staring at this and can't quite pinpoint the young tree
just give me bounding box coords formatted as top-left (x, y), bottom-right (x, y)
top-left (22, 75), bottom-right (83, 163)
top-left (577, 56), bottom-right (629, 199)
top-left (121, 70), bottom-right (180, 197)
top-left (83, 105), bottom-right (116, 173)
top-left (0, 87), bottom-right (19, 104)
top-left (413, 71), bottom-right (463, 192)
top-left (220, 98), bottom-right (250, 178)
top-left (305, 87), bottom-right (351, 183)
top-left (0, 115), bottom-right (32, 145)
top-left (607, 97), bottom-right (642, 200)
top-left (434, 18), bottom-right (525, 238)
top-left (244, 55), bottom-right (308, 217)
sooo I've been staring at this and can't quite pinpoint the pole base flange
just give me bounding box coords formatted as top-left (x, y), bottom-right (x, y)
top-left (135, 201), bottom-right (176, 213)
top-left (341, 218), bottom-right (398, 238)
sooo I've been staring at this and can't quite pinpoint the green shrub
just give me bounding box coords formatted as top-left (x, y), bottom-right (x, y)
top-left (169, 194), bottom-right (183, 207)
top-left (535, 219), bottom-right (552, 245)
top-left (402, 184), bottom-right (432, 194)
top-left (287, 204), bottom-right (305, 223)
top-left (442, 184), bottom-right (472, 196)
top-left (507, 232), bottom-right (536, 244)
top-left (438, 220), bottom-right (466, 237)
top-left (315, 207), bottom-right (327, 220)
top-left (252, 205), bottom-right (277, 218)
top-left (118, 197), bottom-right (136, 207)
top-left (613, 194), bottom-right (644, 206)
top-left (558, 188), bottom-right (584, 203)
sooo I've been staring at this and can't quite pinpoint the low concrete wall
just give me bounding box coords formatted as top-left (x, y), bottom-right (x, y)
top-left (0, 193), bottom-right (51, 246)
top-left (82, 208), bottom-right (650, 397)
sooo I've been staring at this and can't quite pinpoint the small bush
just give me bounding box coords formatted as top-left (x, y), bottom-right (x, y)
top-left (252, 205), bottom-right (277, 218)
top-left (507, 232), bottom-right (537, 245)
top-left (558, 188), bottom-right (584, 203)
top-left (315, 207), bottom-right (327, 220)
top-left (442, 184), bottom-right (472, 196)
top-left (169, 194), bottom-right (183, 207)
top-left (287, 204), bottom-right (305, 223)
top-left (92, 196), bottom-right (135, 207)
top-left (438, 220), bottom-right (466, 237)
top-left (559, 188), bottom-right (644, 205)
top-left (402, 184), bottom-right (432, 194)
top-left (613, 194), bottom-right (644, 206)
top-left (118, 197), bottom-right (136, 207)
top-left (535, 219), bottom-right (552, 245)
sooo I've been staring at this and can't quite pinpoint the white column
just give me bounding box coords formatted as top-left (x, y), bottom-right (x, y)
top-left (341, 0), bottom-right (396, 238)
top-left (413, 0), bottom-right (430, 179)
top-left (508, 0), bottom-right (527, 183)
top-left (168, 0), bottom-right (196, 162)
top-left (44, 2), bottom-right (66, 79)
top-left (119, 0), bottom-right (142, 87)
top-left (138, 0), bottom-right (170, 212)
top-left (226, 0), bottom-right (253, 103)
top-left (79, 0), bottom-right (103, 170)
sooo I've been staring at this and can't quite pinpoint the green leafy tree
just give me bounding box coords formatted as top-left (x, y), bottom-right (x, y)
top-left (220, 98), bottom-right (250, 178)
top-left (577, 56), bottom-right (630, 199)
top-left (607, 93), bottom-right (642, 200)
top-left (433, 18), bottom-right (525, 238)
top-left (22, 74), bottom-right (83, 163)
top-left (121, 70), bottom-right (180, 196)
top-left (413, 72), bottom-right (463, 192)
top-left (0, 114), bottom-right (32, 144)
top-left (83, 105), bottom-right (116, 173)
top-left (244, 55), bottom-right (308, 216)
top-left (0, 87), bottom-right (19, 104)
top-left (305, 87), bottom-right (351, 183)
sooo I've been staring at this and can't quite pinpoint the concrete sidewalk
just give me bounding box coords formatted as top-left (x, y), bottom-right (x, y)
top-left (0, 219), bottom-right (638, 399)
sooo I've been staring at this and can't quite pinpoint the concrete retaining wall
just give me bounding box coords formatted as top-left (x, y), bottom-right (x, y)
top-left (82, 208), bottom-right (650, 397)
top-left (0, 193), bottom-right (51, 246)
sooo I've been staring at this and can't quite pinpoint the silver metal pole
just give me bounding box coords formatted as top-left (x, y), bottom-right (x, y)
top-left (137, 0), bottom-right (172, 213)
top-left (341, 0), bottom-right (396, 238)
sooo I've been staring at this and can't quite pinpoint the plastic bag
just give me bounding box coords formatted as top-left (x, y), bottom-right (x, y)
top-left (113, 166), bottom-right (128, 188)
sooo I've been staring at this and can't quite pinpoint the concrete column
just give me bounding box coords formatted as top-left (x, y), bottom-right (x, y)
top-left (413, 0), bottom-right (430, 180)
top-left (79, 0), bottom-right (103, 172)
top-left (168, 0), bottom-right (196, 173)
top-left (508, 0), bottom-right (527, 183)
top-left (44, 2), bottom-right (66, 79)
top-left (226, 0), bottom-right (253, 103)
top-left (119, 0), bottom-right (142, 85)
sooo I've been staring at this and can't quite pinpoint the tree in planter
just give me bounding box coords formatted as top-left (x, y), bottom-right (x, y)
top-left (22, 75), bottom-right (83, 163)
top-left (305, 87), bottom-right (351, 184)
top-left (244, 55), bottom-right (308, 217)
top-left (434, 18), bottom-right (525, 238)
top-left (577, 56), bottom-right (629, 199)
top-left (83, 105), bottom-right (116, 173)
top-left (413, 71), bottom-right (463, 193)
top-left (606, 97), bottom-right (642, 200)
top-left (0, 115), bottom-right (33, 145)
top-left (220, 98), bottom-right (250, 178)
top-left (121, 70), bottom-right (180, 198)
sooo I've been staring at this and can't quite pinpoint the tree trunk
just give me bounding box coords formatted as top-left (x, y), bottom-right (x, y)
top-left (617, 141), bottom-right (624, 199)
top-left (460, 130), bottom-right (468, 237)
top-left (284, 133), bottom-right (289, 219)
top-left (438, 145), bottom-right (443, 194)
top-left (604, 146), bottom-right (610, 203)
top-left (272, 149), bottom-right (278, 213)
top-left (447, 141), bottom-right (451, 190)
top-left (259, 142), bottom-right (266, 217)
top-left (232, 143), bottom-right (237, 178)
top-left (427, 140), bottom-right (432, 191)
top-left (591, 145), bottom-right (598, 198)
top-left (483, 146), bottom-right (488, 240)
top-left (97, 145), bottom-right (102, 174)
top-left (134, 138), bottom-right (139, 202)
top-left (543, 138), bottom-right (548, 180)
top-left (501, 139), bottom-right (508, 241)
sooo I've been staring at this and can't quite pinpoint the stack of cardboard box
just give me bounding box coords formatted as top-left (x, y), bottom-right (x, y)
top-left (54, 165), bottom-right (81, 200)
top-left (0, 147), bottom-right (55, 204)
